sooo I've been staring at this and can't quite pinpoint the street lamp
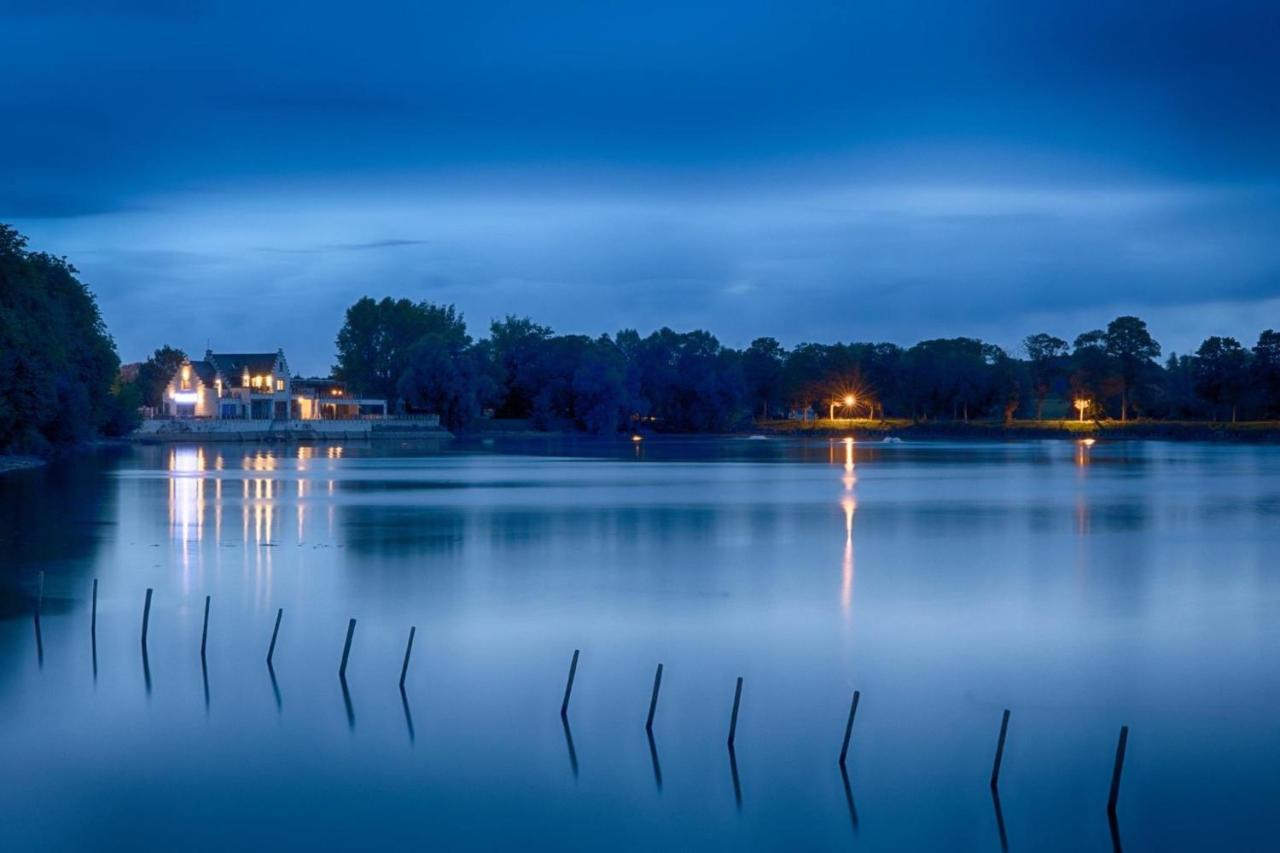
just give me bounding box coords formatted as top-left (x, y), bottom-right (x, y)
top-left (1073, 398), bottom-right (1089, 423)
top-left (830, 395), bottom-right (857, 422)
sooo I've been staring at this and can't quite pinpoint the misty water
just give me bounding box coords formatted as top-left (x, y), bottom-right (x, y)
top-left (2, 437), bottom-right (1278, 851)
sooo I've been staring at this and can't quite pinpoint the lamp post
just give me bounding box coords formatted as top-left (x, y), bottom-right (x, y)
top-left (830, 395), bottom-right (857, 422)
top-left (1074, 398), bottom-right (1088, 423)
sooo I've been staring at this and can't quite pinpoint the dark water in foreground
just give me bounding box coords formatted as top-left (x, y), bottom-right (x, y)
top-left (1, 437), bottom-right (1278, 851)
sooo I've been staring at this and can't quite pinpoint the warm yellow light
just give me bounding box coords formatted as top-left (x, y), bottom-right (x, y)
top-left (1080, 437), bottom-right (1096, 447)
top-left (181, 364), bottom-right (191, 381)
top-left (844, 395), bottom-right (855, 407)
top-left (631, 434), bottom-right (644, 442)
top-left (1074, 399), bottom-right (1088, 412)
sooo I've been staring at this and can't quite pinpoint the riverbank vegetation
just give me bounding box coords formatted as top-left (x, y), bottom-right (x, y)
top-left (0, 226), bottom-right (137, 455)
top-left (334, 296), bottom-right (1280, 435)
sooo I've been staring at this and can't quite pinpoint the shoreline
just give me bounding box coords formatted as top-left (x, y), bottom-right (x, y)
top-left (750, 419), bottom-right (1280, 443)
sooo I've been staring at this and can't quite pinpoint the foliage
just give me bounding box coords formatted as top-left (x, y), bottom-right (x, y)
top-left (134, 345), bottom-right (187, 408)
top-left (0, 224), bottom-right (129, 452)
top-left (334, 297), bottom-right (469, 405)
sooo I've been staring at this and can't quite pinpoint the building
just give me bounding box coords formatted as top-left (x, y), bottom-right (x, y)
top-left (290, 377), bottom-right (388, 419)
top-left (163, 349), bottom-right (383, 420)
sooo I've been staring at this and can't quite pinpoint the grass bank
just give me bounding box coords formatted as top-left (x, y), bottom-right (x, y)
top-left (754, 419), bottom-right (1280, 442)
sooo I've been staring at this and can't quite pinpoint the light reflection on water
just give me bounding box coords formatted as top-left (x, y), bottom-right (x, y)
top-left (1, 437), bottom-right (1279, 851)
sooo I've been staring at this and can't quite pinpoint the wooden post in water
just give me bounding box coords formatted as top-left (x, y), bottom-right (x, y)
top-left (399, 626), bottom-right (416, 689)
top-left (839, 690), bottom-right (861, 766)
top-left (560, 649), bottom-right (580, 718)
top-left (267, 607), bottom-right (283, 666)
top-left (91, 578), bottom-right (98, 636)
top-left (140, 588), bottom-right (153, 650)
top-left (36, 571), bottom-right (44, 615)
top-left (200, 595), bottom-right (210, 660)
top-left (1107, 725), bottom-right (1129, 816)
top-left (727, 677), bottom-right (744, 747)
top-left (990, 709), bottom-right (1011, 789)
top-left (339, 618), bottom-right (356, 679)
top-left (645, 663), bottom-right (664, 732)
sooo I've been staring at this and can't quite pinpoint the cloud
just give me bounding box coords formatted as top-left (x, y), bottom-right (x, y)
top-left (256, 239), bottom-right (431, 254)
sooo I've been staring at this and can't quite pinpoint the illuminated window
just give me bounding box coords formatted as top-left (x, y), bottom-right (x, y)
top-left (180, 364), bottom-right (191, 390)
top-left (275, 378), bottom-right (285, 392)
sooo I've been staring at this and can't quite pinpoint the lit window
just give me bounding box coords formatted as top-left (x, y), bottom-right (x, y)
top-left (276, 379), bottom-right (285, 391)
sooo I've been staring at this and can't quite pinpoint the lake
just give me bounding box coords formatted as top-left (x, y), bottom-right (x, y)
top-left (1, 437), bottom-right (1278, 851)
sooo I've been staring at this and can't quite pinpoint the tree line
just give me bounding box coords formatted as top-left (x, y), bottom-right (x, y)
top-left (333, 296), bottom-right (1280, 432)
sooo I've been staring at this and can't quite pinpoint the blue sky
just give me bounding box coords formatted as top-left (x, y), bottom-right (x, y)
top-left (3, 1), bottom-right (1278, 372)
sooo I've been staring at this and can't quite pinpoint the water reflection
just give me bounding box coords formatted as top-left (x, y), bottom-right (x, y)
top-left (561, 716), bottom-right (579, 779)
top-left (839, 763), bottom-right (859, 835)
top-left (646, 729), bottom-right (663, 791)
top-left (3, 439), bottom-right (1279, 851)
top-left (839, 438), bottom-right (857, 618)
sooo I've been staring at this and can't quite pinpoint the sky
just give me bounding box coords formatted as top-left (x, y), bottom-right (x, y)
top-left (3, 1), bottom-right (1279, 374)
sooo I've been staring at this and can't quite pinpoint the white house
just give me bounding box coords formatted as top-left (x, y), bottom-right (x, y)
top-left (164, 350), bottom-right (292, 419)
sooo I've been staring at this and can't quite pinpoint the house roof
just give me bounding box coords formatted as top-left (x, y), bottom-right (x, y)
top-left (189, 360), bottom-right (218, 385)
top-left (207, 352), bottom-right (281, 378)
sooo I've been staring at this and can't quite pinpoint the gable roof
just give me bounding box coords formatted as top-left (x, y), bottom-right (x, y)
top-left (208, 352), bottom-right (281, 378)
top-left (189, 360), bottom-right (218, 385)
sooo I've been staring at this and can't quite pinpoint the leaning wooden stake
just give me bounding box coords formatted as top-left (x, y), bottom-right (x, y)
top-left (200, 595), bottom-right (210, 660)
top-left (727, 677), bottom-right (744, 747)
top-left (141, 588), bottom-right (153, 650)
top-left (339, 618), bottom-right (357, 679)
top-left (1107, 725), bottom-right (1129, 816)
top-left (91, 578), bottom-right (98, 637)
top-left (839, 690), bottom-right (861, 766)
top-left (990, 709), bottom-right (1011, 789)
top-left (399, 626), bottom-right (416, 689)
top-left (36, 571), bottom-right (44, 615)
top-left (645, 663), bottom-right (664, 731)
top-left (560, 649), bottom-right (580, 718)
top-left (267, 607), bottom-right (283, 666)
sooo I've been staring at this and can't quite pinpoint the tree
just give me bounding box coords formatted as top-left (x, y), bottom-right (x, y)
top-left (1194, 336), bottom-right (1250, 422)
top-left (395, 333), bottom-right (496, 431)
top-left (487, 315), bottom-right (553, 418)
top-left (571, 336), bottom-right (632, 434)
top-left (1104, 316), bottom-right (1161, 422)
top-left (0, 224), bottom-right (125, 452)
top-left (1022, 333), bottom-right (1068, 420)
top-left (1253, 330), bottom-right (1280, 418)
top-left (742, 337), bottom-right (785, 419)
top-left (134, 345), bottom-right (187, 408)
top-left (334, 297), bottom-right (468, 406)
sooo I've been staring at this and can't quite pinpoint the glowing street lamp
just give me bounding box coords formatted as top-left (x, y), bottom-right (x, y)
top-left (830, 395), bottom-right (857, 422)
top-left (1073, 398), bottom-right (1089, 423)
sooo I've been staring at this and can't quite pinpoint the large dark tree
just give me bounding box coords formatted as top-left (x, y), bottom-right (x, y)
top-left (135, 345), bottom-right (187, 408)
top-left (0, 224), bottom-right (130, 451)
top-left (1104, 316), bottom-right (1161, 421)
top-left (1194, 336), bottom-right (1250, 422)
top-left (334, 297), bottom-right (468, 406)
top-left (1253, 330), bottom-right (1280, 418)
top-left (742, 337), bottom-right (785, 419)
top-left (396, 332), bottom-right (496, 431)
top-left (1023, 333), bottom-right (1069, 421)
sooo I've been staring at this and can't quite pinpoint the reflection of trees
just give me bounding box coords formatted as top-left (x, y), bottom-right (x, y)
top-left (0, 452), bottom-right (120, 619)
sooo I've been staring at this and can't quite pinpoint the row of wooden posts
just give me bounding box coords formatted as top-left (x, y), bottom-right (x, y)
top-left (38, 574), bottom-right (1133, 840)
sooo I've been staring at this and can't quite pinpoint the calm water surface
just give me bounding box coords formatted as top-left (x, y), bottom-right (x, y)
top-left (2, 437), bottom-right (1278, 851)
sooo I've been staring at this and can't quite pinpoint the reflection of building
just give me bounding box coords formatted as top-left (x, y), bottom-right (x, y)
top-left (163, 350), bottom-right (386, 420)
